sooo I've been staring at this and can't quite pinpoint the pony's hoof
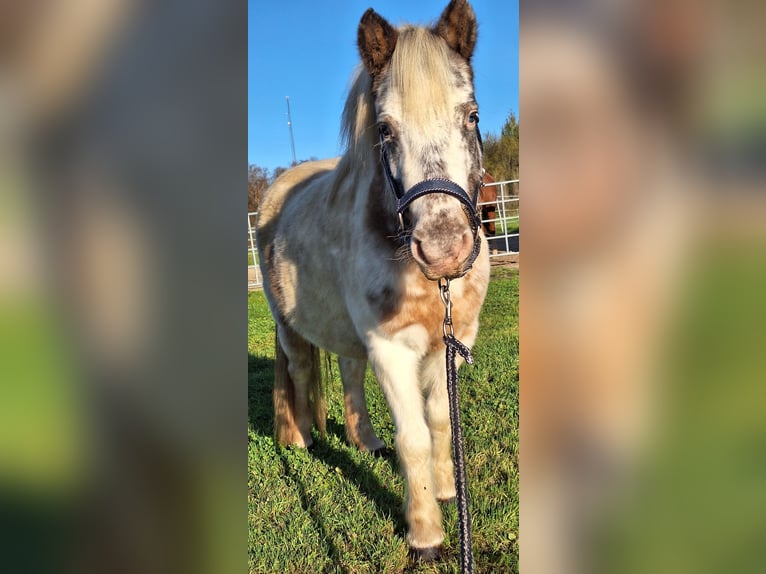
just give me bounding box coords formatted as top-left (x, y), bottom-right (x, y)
top-left (411, 546), bottom-right (442, 562)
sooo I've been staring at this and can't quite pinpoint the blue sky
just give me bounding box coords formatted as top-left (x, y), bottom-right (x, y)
top-left (248, 0), bottom-right (518, 171)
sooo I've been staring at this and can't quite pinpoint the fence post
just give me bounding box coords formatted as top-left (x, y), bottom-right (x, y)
top-left (248, 212), bottom-right (261, 287)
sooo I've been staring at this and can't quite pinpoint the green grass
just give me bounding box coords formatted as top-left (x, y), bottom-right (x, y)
top-left (248, 268), bottom-right (518, 573)
top-left (495, 217), bottom-right (519, 236)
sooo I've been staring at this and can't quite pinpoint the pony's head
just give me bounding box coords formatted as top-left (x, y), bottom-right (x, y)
top-left (355, 0), bottom-right (483, 280)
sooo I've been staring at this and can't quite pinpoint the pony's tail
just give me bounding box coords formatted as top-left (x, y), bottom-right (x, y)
top-left (273, 330), bottom-right (326, 446)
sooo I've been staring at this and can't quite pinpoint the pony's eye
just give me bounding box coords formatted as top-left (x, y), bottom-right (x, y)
top-left (378, 122), bottom-right (393, 141)
top-left (467, 111), bottom-right (480, 127)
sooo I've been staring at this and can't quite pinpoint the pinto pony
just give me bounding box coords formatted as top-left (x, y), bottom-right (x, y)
top-left (256, 0), bottom-right (489, 559)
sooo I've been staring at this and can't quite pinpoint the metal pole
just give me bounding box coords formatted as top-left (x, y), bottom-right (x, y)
top-left (500, 183), bottom-right (510, 254)
top-left (286, 96), bottom-right (297, 166)
top-left (248, 212), bottom-right (260, 286)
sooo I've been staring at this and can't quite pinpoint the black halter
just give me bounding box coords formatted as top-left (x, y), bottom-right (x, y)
top-left (379, 134), bottom-right (483, 279)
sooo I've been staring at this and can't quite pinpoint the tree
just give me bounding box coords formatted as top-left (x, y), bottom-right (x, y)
top-left (482, 111), bottom-right (519, 182)
top-left (248, 164), bottom-right (270, 213)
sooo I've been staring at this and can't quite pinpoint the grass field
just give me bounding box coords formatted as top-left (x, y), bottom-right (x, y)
top-left (248, 267), bottom-right (518, 573)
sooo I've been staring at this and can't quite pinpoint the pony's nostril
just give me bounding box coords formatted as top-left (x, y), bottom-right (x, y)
top-left (457, 230), bottom-right (473, 262)
top-left (411, 236), bottom-right (430, 265)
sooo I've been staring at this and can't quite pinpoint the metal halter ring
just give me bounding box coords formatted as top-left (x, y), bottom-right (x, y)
top-left (438, 277), bottom-right (454, 337)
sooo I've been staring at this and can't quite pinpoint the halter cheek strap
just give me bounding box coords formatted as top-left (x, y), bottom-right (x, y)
top-left (379, 139), bottom-right (483, 279)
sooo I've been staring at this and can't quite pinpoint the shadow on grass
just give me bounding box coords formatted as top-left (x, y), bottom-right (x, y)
top-left (248, 352), bottom-right (407, 542)
top-left (276, 450), bottom-right (345, 571)
top-left (248, 354), bottom-right (276, 437)
top-left (312, 418), bottom-right (406, 538)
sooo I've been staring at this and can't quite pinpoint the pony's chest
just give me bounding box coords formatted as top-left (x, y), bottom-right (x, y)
top-left (374, 275), bottom-right (484, 351)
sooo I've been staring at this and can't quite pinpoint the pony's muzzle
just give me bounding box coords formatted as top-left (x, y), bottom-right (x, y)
top-left (411, 227), bottom-right (474, 280)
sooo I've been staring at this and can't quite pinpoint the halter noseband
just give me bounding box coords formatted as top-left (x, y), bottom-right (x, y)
top-left (379, 133), bottom-right (484, 279)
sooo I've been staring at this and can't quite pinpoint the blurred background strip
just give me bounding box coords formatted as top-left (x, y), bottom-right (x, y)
top-left (520, 0), bottom-right (766, 573)
top-left (0, 1), bottom-right (247, 573)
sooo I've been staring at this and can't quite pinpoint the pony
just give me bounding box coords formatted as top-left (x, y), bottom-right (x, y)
top-left (256, 0), bottom-right (489, 560)
top-left (480, 171), bottom-right (498, 236)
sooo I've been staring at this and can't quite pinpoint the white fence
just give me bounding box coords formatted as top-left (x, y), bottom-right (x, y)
top-left (248, 179), bottom-right (518, 289)
top-left (248, 212), bottom-right (262, 289)
top-left (479, 179), bottom-right (519, 258)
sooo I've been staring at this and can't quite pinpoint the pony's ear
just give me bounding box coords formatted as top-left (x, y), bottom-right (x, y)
top-left (434, 0), bottom-right (477, 61)
top-left (358, 9), bottom-right (398, 77)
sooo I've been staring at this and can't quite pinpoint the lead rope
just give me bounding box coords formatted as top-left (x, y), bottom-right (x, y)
top-left (438, 278), bottom-right (475, 574)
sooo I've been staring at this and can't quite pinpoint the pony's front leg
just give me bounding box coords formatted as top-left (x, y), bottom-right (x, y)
top-left (368, 334), bottom-right (443, 555)
top-left (422, 351), bottom-right (458, 502)
top-left (423, 318), bottom-right (479, 502)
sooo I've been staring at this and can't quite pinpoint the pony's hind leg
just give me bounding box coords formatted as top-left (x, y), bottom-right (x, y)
top-left (273, 323), bottom-right (325, 448)
top-left (338, 356), bottom-right (385, 453)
